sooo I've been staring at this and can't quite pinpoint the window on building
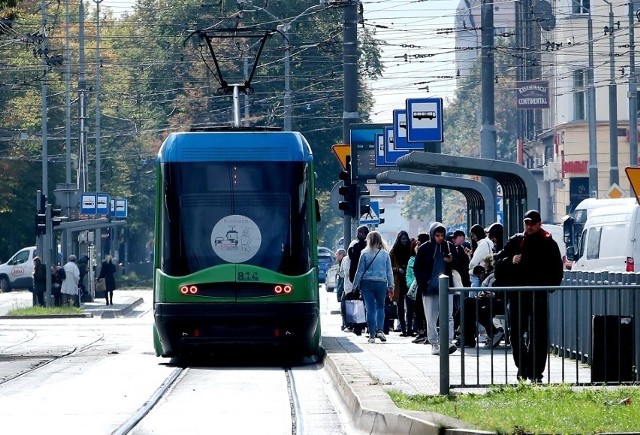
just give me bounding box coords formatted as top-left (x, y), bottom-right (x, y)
top-left (573, 69), bottom-right (586, 121)
top-left (572, 0), bottom-right (590, 14)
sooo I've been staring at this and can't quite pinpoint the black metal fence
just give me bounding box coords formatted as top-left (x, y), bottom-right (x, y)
top-left (437, 273), bottom-right (639, 395)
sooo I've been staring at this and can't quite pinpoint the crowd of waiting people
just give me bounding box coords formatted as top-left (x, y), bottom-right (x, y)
top-left (334, 210), bottom-right (564, 382)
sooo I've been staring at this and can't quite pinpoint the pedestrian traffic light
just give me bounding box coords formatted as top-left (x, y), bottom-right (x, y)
top-left (338, 183), bottom-right (358, 216)
top-left (378, 206), bottom-right (385, 225)
top-left (35, 212), bottom-right (46, 235)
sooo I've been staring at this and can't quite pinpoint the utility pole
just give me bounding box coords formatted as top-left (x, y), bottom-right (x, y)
top-left (604, 0), bottom-right (619, 185)
top-left (587, 9), bottom-right (598, 197)
top-left (78, 2), bottom-right (88, 193)
top-left (343, 0), bottom-right (359, 248)
top-left (480, 0), bottom-right (497, 214)
top-left (39, 0), bottom-right (53, 305)
top-left (40, 0), bottom-right (48, 198)
top-left (65, 0), bottom-right (72, 187)
top-left (95, 0), bottom-right (103, 192)
top-left (629, 0), bottom-right (638, 167)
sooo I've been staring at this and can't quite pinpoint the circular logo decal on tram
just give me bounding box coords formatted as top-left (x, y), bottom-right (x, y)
top-left (211, 215), bottom-right (262, 263)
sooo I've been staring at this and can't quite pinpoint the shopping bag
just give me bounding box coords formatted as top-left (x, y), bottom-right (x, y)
top-left (96, 278), bottom-right (106, 292)
top-left (345, 299), bottom-right (366, 324)
top-left (407, 279), bottom-right (418, 300)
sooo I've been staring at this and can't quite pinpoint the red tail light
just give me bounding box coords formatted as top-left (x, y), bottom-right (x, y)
top-left (179, 285), bottom-right (199, 295)
top-left (274, 284), bottom-right (293, 295)
top-left (626, 257), bottom-right (634, 272)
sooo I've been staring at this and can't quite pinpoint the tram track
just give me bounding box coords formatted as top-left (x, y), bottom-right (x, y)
top-left (113, 365), bottom-right (307, 434)
top-left (0, 330), bottom-right (105, 386)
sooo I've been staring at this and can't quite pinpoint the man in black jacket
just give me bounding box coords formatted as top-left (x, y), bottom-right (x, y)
top-left (347, 225), bottom-right (369, 335)
top-left (348, 225), bottom-right (369, 283)
top-left (494, 210), bottom-right (563, 382)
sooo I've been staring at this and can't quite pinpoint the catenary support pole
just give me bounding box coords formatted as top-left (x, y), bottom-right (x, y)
top-left (629, 0), bottom-right (638, 167)
top-left (343, 0), bottom-right (359, 248)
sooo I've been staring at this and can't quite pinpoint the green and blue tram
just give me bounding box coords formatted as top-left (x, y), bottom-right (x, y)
top-left (153, 130), bottom-right (321, 358)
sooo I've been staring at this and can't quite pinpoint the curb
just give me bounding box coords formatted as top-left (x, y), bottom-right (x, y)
top-left (323, 339), bottom-right (487, 435)
top-left (100, 297), bottom-right (144, 319)
top-left (0, 313), bottom-right (92, 319)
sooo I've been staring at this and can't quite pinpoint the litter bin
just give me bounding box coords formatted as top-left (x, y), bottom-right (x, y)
top-left (591, 315), bottom-right (634, 383)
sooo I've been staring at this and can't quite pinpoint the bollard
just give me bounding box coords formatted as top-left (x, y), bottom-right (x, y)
top-left (438, 274), bottom-right (450, 395)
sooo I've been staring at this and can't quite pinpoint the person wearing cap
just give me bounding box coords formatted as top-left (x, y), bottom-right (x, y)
top-left (61, 255), bottom-right (81, 307)
top-left (494, 209), bottom-right (563, 382)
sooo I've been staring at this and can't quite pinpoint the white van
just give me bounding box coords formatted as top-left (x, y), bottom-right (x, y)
top-left (542, 224), bottom-right (567, 261)
top-left (563, 197), bottom-right (637, 261)
top-left (572, 203), bottom-right (640, 272)
top-left (0, 246), bottom-right (37, 292)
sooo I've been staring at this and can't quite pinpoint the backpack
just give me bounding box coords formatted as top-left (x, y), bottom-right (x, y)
top-left (57, 267), bottom-right (66, 281)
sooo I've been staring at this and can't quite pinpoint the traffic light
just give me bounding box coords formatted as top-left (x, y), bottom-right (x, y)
top-left (35, 212), bottom-right (46, 235)
top-left (378, 206), bottom-right (385, 225)
top-left (35, 191), bottom-right (46, 235)
top-left (51, 207), bottom-right (66, 229)
top-left (338, 156), bottom-right (352, 185)
top-left (338, 183), bottom-right (358, 216)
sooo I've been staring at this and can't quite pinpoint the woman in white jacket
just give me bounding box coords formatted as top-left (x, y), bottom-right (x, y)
top-left (468, 225), bottom-right (494, 290)
top-left (61, 255), bottom-right (81, 307)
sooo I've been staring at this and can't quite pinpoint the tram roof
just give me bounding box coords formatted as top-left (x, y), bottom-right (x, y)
top-left (158, 131), bottom-right (313, 163)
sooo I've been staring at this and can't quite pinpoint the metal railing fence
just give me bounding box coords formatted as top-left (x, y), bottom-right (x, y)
top-left (437, 273), bottom-right (638, 395)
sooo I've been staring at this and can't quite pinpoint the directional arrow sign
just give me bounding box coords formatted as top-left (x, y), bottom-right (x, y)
top-left (332, 144), bottom-right (350, 171)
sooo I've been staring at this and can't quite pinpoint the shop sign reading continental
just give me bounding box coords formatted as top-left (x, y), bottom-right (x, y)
top-left (516, 81), bottom-right (549, 109)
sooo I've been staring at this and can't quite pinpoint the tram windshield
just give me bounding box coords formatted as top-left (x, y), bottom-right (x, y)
top-left (161, 161), bottom-right (312, 277)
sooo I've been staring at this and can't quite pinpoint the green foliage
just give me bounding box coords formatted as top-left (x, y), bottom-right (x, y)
top-left (389, 384), bottom-right (640, 433)
top-left (0, 0), bottom-right (382, 260)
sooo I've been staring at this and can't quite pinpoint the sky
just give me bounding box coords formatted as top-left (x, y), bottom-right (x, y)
top-left (360, 0), bottom-right (460, 123)
top-left (100, 0), bottom-right (460, 123)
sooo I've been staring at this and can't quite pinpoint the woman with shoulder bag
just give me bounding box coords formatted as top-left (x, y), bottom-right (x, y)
top-left (352, 231), bottom-right (395, 344)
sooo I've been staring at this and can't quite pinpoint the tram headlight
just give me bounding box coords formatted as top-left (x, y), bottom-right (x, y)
top-left (273, 284), bottom-right (293, 295)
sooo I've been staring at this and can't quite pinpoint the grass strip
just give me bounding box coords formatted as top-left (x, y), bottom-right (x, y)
top-left (389, 383), bottom-right (640, 433)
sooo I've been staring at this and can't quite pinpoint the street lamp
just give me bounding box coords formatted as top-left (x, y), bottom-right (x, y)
top-left (239, 1), bottom-right (325, 131)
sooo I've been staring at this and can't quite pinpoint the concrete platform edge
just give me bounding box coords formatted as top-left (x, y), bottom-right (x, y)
top-left (324, 349), bottom-right (483, 435)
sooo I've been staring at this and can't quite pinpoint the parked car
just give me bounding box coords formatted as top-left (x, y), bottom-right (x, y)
top-left (318, 246), bottom-right (333, 257)
top-left (317, 252), bottom-right (334, 283)
top-left (0, 246), bottom-right (37, 292)
top-left (325, 262), bottom-right (340, 292)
